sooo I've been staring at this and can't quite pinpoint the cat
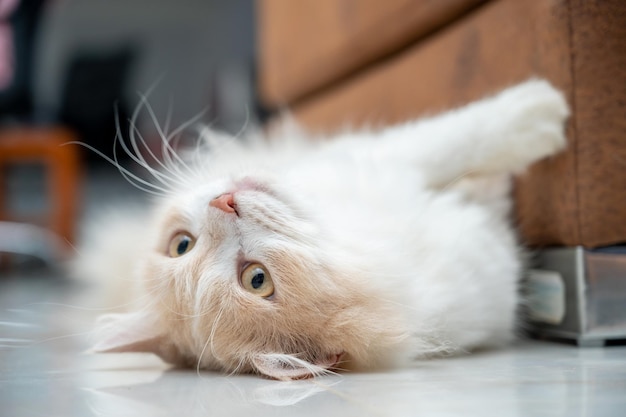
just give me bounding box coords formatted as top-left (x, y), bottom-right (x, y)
top-left (73, 79), bottom-right (569, 381)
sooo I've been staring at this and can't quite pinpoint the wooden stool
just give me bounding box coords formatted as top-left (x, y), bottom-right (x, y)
top-left (0, 127), bottom-right (81, 261)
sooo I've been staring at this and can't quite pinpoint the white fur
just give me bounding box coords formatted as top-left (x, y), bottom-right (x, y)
top-left (75, 79), bottom-right (569, 379)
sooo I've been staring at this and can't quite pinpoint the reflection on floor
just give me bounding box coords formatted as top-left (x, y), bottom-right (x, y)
top-left (0, 275), bottom-right (624, 417)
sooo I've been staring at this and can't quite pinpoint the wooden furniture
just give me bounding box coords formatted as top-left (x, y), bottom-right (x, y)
top-left (0, 127), bottom-right (81, 261)
top-left (258, 0), bottom-right (626, 345)
top-left (258, 0), bottom-right (626, 249)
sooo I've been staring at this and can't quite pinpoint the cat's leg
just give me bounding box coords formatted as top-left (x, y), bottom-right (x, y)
top-left (374, 79), bottom-right (569, 188)
top-left (448, 173), bottom-right (513, 219)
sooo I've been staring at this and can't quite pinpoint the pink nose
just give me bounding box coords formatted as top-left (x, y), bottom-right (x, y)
top-left (210, 193), bottom-right (236, 214)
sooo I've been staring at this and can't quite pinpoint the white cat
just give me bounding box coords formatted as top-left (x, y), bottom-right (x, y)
top-left (74, 79), bottom-right (569, 380)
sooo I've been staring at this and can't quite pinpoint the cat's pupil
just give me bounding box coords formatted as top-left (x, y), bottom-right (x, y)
top-left (251, 270), bottom-right (265, 289)
top-left (177, 238), bottom-right (189, 255)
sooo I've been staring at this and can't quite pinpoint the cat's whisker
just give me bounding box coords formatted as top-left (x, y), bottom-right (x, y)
top-left (134, 93), bottom-right (194, 184)
top-left (377, 297), bottom-right (421, 313)
top-left (61, 141), bottom-right (167, 196)
top-left (130, 95), bottom-right (191, 184)
top-left (226, 356), bottom-right (248, 377)
top-left (232, 103), bottom-right (251, 140)
top-left (207, 303), bottom-right (226, 364)
top-left (195, 303), bottom-right (226, 376)
top-left (165, 107), bottom-right (209, 145)
top-left (63, 237), bottom-right (82, 256)
top-left (163, 111), bottom-right (213, 183)
top-left (23, 302), bottom-right (121, 312)
top-left (112, 110), bottom-right (171, 195)
top-left (22, 289), bottom-right (161, 313)
top-left (190, 118), bottom-right (225, 178)
top-left (198, 125), bottom-right (237, 151)
top-left (138, 93), bottom-right (206, 181)
top-left (128, 123), bottom-right (188, 187)
top-left (190, 128), bottom-right (209, 178)
top-left (162, 95), bottom-right (174, 139)
top-left (160, 301), bottom-right (213, 320)
top-left (27, 330), bottom-right (96, 347)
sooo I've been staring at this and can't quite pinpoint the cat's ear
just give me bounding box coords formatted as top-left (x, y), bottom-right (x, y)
top-left (251, 353), bottom-right (332, 381)
top-left (90, 312), bottom-right (181, 364)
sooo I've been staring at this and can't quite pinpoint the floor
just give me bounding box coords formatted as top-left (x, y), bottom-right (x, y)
top-left (1, 275), bottom-right (625, 417)
top-left (2, 166), bottom-right (625, 417)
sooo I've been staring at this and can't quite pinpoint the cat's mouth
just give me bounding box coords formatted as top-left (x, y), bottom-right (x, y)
top-left (306, 351), bottom-right (346, 375)
top-left (320, 351), bottom-right (346, 371)
top-left (297, 351), bottom-right (346, 380)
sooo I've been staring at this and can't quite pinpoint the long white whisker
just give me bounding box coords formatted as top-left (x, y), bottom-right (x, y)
top-left (125, 91), bottom-right (192, 188)
top-left (160, 300), bottom-right (214, 320)
top-left (29, 331), bottom-right (96, 347)
top-left (195, 304), bottom-right (226, 376)
top-left (128, 123), bottom-right (189, 187)
top-left (162, 96), bottom-right (174, 138)
top-left (62, 142), bottom-right (167, 195)
top-left (137, 93), bottom-right (200, 180)
top-left (111, 116), bottom-right (171, 197)
top-left (114, 105), bottom-right (180, 189)
top-left (227, 356), bottom-right (248, 377)
top-left (163, 109), bottom-right (210, 181)
top-left (232, 103), bottom-right (250, 140)
top-left (208, 304), bottom-right (226, 363)
top-left (166, 108), bottom-right (209, 143)
top-left (191, 128), bottom-right (209, 178)
top-left (23, 288), bottom-right (160, 312)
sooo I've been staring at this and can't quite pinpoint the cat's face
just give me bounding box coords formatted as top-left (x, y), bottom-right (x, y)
top-left (92, 174), bottom-right (407, 380)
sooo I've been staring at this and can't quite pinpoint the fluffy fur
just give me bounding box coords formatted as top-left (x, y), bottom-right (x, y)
top-left (74, 79), bottom-right (569, 380)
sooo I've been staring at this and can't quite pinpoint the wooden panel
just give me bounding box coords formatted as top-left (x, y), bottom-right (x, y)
top-left (258, 0), bottom-right (487, 106)
top-left (290, 0), bottom-right (572, 129)
top-left (284, 0), bottom-right (588, 247)
top-left (283, 0), bottom-right (626, 248)
top-left (568, 0), bottom-right (626, 248)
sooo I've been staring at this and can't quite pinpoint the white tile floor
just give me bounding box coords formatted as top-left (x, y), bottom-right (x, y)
top-left (1, 277), bottom-right (625, 417)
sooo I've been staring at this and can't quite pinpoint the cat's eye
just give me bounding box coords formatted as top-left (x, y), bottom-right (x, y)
top-left (168, 233), bottom-right (196, 257)
top-left (240, 263), bottom-right (274, 298)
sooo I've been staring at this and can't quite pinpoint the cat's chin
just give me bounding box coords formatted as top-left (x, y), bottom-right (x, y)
top-left (313, 351), bottom-right (346, 373)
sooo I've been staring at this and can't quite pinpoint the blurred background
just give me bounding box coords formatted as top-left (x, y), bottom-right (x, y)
top-left (0, 0), bottom-right (257, 272)
top-left (1, 0), bottom-right (625, 294)
top-left (3, 0), bottom-right (257, 134)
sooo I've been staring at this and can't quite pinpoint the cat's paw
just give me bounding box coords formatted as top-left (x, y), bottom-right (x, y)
top-left (492, 79), bottom-right (570, 171)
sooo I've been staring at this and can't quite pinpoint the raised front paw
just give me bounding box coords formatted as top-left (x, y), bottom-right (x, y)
top-left (493, 79), bottom-right (570, 169)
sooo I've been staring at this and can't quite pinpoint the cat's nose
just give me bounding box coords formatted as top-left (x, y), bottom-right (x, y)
top-left (210, 193), bottom-right (237, 214)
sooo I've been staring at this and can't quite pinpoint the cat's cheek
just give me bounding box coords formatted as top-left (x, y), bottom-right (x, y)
top-left (90, 311), bottom-right (187, 366)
